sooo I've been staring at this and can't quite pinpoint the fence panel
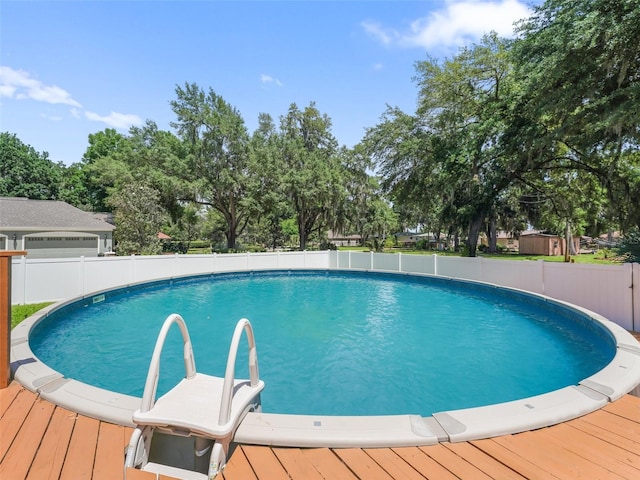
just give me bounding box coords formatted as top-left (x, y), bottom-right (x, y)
top-left (302, 251), bottom-right (331, 269)
top-left (437, 256), bottom-right (483, 280)
top-left (543, 262), bottom-right (634, 330)
top-left (11, 256), bottom-right (26, 304)
top-left (22, 258), bottom-right (83, 303)
top-left (247, 252), bottom-right (281, 270)
top-left (350, 252), bottom-right (372, 270)
top-left (214, 253), bottom-right (250, 272)
top-left (335, 251), bottom-right (351, 269)
top-left (175, 254), bottom-right (215, 277)
top-left (478, 258), bottom-right (544, 294)
top-left (399, 254), bottom-right (435, 275)
top-left (372, 253), bottom-right (400, 272)
top-left (84, 256), bottom-right (136, 294)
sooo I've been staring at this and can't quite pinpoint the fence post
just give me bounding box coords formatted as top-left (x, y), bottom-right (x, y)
top-left (80, 256), bottom-right (86, 296)
top-left (130, 254), bottom-right (136, 284)
top-left (20, 255), bottom-right (27, 305)
top-left (398, 252), bottom-right (402, 273)
top-left (1, 251), bottom-right (26, 389)
top-left (632, 263), bottom-right (639, 332)
top-left (433, 254), bottom-right (438, 276)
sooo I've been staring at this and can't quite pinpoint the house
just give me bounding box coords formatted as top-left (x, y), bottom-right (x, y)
top-left (518, 232), bottom-right (580, 256)
top-left (394, 232), bottom-right (419, 246)
top-left (0, 197), bottom-right (115, 258)
top-left (327, 231), bottom-right (363, 247)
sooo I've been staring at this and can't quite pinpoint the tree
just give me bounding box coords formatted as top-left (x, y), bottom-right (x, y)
top-left (278, 102), bottom-right (347, 250)
top-left (171, 83), bottom-right (258, 250)
top-left (0, 132), bottom-right (61, 199)
top-left (368, 34), bottom-right (525, 256)
top-left (249, 113), bottom-right (293, 249)
top-left (81, 129), bottom-right (132, 212)
top-left (512, 0), bottom-right (640, 232)
top-left (108, 182), bottom-right (168, 255)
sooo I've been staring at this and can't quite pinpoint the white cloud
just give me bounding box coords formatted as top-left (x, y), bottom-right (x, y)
top-left (260, 74), bottom-right (283, 87)
top-left (363, 0), bottom-right (531, 50)
top-left (1, 65), bottom-right (143, 130)
top-left (361, 20), bottom-right (398, 46)
top-left (85, 111), bottom-right (143, 130)
top-left (0, 65), bottom-right (82, 107)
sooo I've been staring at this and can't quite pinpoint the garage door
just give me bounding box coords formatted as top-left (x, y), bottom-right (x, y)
top-left (25, 235), bottom-right (98, 258)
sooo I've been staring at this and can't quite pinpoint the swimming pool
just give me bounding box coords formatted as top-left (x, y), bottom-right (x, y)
top-left (12, 269), bottom-right (640, 446)
top-left (28, 270), bottom-right (614, 415)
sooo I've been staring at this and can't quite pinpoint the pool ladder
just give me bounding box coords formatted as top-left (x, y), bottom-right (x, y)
top-left (124, 314), bottom-right (264, 479)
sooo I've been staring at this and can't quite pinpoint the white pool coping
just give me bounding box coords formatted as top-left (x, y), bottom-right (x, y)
top-left (10, 274), bottom-right (640, 447)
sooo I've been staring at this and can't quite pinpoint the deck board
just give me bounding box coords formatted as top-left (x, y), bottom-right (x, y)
top-left (59, 414), bottom-right (100, 480)
top-left (363, 447), bottom-right (428, 480)
top-left (469, 437), bottom-right (557, 480)
top-left (240, 445), bottom-right (290, 480)
top-left (420, 443), bottom-right (495, 480)
top-left (392, 446), bottom-right (460, 480)
top-left (443, 441), bottom-right (527, 479)
top-left (333, 448), bottom-right (396, 480)
top-left (271, 447), bottom-right (326, 480)
top-left (0, 398), bottom-right (54, 479)
top-left (26, 407), bottom-right (76, 480)
top-left (222, 445), bottom-right (258, 480)
top-left (0, 387), bottom-right (37, 460)
top-left (1, 383), bottom-right (639, 480)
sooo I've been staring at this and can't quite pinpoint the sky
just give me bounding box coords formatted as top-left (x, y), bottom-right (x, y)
top-left (1, 0), bottom-right (540, 166)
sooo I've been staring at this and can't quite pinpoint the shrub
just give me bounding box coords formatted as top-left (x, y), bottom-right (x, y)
top-left (616, 229), bottom-right (640, 263)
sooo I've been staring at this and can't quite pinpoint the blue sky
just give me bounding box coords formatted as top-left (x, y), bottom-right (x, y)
top-left (1, 0), bottom-right (539, 165)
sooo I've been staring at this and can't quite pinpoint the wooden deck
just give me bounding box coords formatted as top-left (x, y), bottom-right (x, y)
top-left (1, 382), bottom-right (639, 480)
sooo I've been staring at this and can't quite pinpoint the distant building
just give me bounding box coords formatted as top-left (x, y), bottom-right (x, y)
top-left (518, 232), bottom-right (580, 256)
top-left (0, 197), bottom-right (115, 258)
top-left (327, 231), bottom-right (363, 247)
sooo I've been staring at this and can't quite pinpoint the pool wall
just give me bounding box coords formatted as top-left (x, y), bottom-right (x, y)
top-left (10, 265), bottom-right (640, 447)
top-left (11, 251), bottom-right (640, 332)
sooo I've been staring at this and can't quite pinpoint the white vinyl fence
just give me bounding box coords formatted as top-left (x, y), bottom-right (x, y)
top-left (11, 251), bottom-right (640, 331)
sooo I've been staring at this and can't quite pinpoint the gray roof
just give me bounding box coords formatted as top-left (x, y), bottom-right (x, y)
top-left (0, 197), bottom-right (115, 231)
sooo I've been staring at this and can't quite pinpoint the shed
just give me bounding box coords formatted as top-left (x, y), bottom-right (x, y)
top-left (0, 197), bottom-right (115, 258)
top-left (518, 233), bottom-right (580, 256)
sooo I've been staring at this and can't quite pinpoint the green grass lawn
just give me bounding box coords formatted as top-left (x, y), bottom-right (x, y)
top-left (10, 302), bottom-right (53, 329)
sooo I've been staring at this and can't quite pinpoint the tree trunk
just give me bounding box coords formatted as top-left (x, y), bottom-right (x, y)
top-left (564, 220), bottom-right (577, 261)
top-left (298, 214), bottom-right (308, 250)
top-left (466, 216), bottom-right (484, 257)
top-left (488, 213), bottom-right (497, 254)
top-left (226, 226), bottom-right (237, 250)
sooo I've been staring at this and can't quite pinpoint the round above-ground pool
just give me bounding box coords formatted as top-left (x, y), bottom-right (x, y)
top-left (11, 269), bottom-right (640, 447)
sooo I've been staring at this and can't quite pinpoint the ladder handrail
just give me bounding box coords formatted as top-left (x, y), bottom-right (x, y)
top-left (139, 313), bottom-right (196, 413)
top-left (218, 318), bottom-right (260, 426)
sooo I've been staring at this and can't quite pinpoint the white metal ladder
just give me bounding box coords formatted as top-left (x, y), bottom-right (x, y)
top-left (125, 314), bottom-right (264, 479)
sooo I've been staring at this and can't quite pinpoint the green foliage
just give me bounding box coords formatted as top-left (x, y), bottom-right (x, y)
top-left (616, 229), bottom-right (640, 263)
top-left (0, 132), bottom-right (61, 199)
top-left (277, 102), bottom-right (347, 250)
top-left (108, 183), bottom-right (168, 255)
top-left (171, 83), bottom-right (258, 249)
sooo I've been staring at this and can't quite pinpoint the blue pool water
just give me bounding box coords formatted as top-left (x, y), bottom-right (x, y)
top-left (30, 271), bottom-right (615, 416)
